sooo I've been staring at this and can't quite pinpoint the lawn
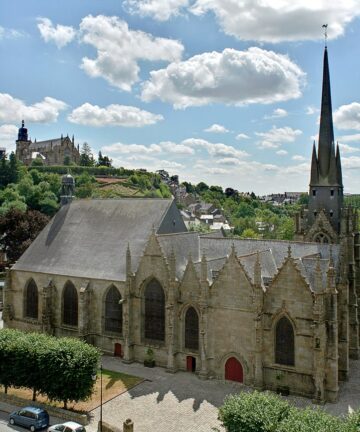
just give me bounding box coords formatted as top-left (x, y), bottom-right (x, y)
top-left (0, 368), bottom-right (143, 412)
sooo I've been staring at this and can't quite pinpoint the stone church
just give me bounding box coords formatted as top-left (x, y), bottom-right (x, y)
top-left (15, 121), bottom-right (80, 166)
top-left (3, 47), bottom-right (359, 403)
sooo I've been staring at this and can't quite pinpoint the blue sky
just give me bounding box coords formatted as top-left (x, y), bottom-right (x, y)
top-left (1, 0), bottom-right (360, 194)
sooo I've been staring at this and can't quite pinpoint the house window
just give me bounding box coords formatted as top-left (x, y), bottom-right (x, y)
top-left (330, 189), bottom-right (334, 196)
top-left (312, 189), bottom-right (316, 196)
top-left (185, 307), bottom-right (199, 351)
top-left (105, 286), bottom-right (122, 334)
top-left (25, 279), bottom-right (38, 319)
top-left (330, 210), bottom-right (334, 217)
top-left (63, 282), bottom-right (78, 326)
top-left (144, 279), bottom-right (165, 342)
top-left (275, 316), bottom-right (294, 366)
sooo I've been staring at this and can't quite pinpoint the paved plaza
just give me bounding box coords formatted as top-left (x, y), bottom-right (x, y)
top-left (86, 357), bottom-right (360, 432)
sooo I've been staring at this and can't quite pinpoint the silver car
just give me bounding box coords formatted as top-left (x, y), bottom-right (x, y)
top-left (47, 421), bottom-right (86, 432)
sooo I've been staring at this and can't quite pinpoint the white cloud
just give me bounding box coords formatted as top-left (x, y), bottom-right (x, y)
top-left (68, 102), bottom-right (163, 127)
top-left (338, 133), bottom-right (360, 143)
top-left (216, 157), bottom-right (242, 166)
top-left (37, 17), bottom-right (76, 48)
top-left (264, 108), bottom-right (288, 119)
top-left (276, 150), bottom-right (288, 155)
top-left (236, 133), bottom-right (250, 140)
top-left (342, 156), bottom-right (360, 169)
top-left (204, 123), bottom-right (229, 133)
top-left (204, 167), bottom-right (228, 174)
top-left (158, 141), bottom-right (195, 154)
top-left (141, 47), bottom-right (305, 109)
top-left (256, 126), bottom-right (302, 149)
top-left (182, 138), bottom-right (249, 158)
top-left (190, 1), bottom-right (358, 43)
top-left (0, 93), bottom-right (68, 123)
top-left (102, 140), bottom-right (195, 156)
top-left (339, 143), bottom-right (360, 154)
top-left (123, 0), bottom-right (189, 21)
top-left (334, 102), bottom-right (360, 130)
top-left (0, 26), bottom-right (25, 40)
top-left (79, 15), bottom-right (183, 91)
top-left (292, 155), bottom-right (306, 161)
top-left (0, 124), bottom-right (18, 153)
top-left (306, 105), bottom-right (319, 115)
top-left (102, 142), bottom-right (161, 155)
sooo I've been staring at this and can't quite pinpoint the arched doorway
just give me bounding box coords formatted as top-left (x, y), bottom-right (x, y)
top-left (225, 357), bottom-right (243, 383)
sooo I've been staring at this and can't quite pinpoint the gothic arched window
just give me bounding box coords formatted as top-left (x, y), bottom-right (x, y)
top-left (63, 282), bottom-right (78, 326)
top-left (105, 286), bottom-right (122, 334)
top-left (275, 316), bottom-right (295, 366)
top-left (185, 307), bottom-right (199, 351)
top-left (314, 233), bottom-right (330, 244)
top-left (25, 279), bottom-right (38, 319)
top-left (144, 279), bottom-right (165, 342)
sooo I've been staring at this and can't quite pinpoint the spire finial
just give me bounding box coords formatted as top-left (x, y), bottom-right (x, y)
top-left (287, 245), bottom-right (292, 259)
top-left (22, 119), bottom-right (25, 128)
top-left (322, 24), bottom-right (328, 48)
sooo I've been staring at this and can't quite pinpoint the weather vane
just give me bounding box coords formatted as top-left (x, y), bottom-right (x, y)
top-left (322, 24), bottom-right (328, 47)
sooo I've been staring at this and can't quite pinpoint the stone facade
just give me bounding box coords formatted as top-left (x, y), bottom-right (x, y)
top-left (15, 121), bottom-right (80, 166)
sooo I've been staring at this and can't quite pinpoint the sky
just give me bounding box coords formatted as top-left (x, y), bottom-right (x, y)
top-left (0, 0), bottom-right (360, 195)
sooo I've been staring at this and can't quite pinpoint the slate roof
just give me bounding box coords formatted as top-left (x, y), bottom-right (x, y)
top-left (13, 198), bottom-right (185, 281)
top-left (29, 138), bottom-right (63, 150)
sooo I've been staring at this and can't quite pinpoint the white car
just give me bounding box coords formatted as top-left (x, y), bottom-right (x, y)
top-left (47, 421), bottom-right (86, 432)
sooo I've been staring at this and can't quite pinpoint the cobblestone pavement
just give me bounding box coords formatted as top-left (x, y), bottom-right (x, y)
top-left (87, 357), bottom-right (360, 432)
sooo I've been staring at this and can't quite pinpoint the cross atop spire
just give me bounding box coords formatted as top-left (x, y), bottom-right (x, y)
top-left (322, 24), bottom-right (328, 48)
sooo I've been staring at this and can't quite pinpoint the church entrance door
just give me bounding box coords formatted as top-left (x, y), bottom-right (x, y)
top-left (114, 343), bottom-right (122, 357)
top-left (225, 357), bottom-right (243, 383)
top-left (186, 356), bottom-right (196, 372)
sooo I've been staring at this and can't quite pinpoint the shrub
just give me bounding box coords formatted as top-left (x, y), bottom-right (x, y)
top-left (277, 407), bottom-right (345, 432)
top-left (345, 409), bottom-right (360, 432)
top-left (218, 391), bottom-right (291, 432)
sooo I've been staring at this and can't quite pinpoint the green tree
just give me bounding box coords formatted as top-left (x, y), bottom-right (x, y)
top-left (0, 208), bottom-right (49, 263)
top-left (97, 151), bottom-right (112, 167)
top-left (79, 142), bottom-right (95, 167)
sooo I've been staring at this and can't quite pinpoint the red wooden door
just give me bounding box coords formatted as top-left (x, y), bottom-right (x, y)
top-left (186, 356), bottom-right (196, 372)
top-left (114, 343), bottom-right (122, 357)
top-left (225, 357), bottom-right (243, 383)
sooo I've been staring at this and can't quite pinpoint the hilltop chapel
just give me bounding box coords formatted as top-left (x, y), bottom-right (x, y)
top-left (3, 47), bottom-right (359, 403)
top-left (15, 121), bottom-right (80, 166)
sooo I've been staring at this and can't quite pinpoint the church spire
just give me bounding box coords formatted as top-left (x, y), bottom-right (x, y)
top-left (318, 47), bottom-right (336, 181)
top-left (310, 141), bottom-right (319, 185)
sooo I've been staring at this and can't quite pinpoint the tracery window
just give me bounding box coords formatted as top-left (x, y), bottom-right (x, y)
top-left (314, 233), bottom-right (330, 244)
top-left (105, 286), bottom-right (122, 334)
top-left (185, 307), bottom-right (199, 351)
top-left (275, 316), bottom-right (294, 366)
top-left (144, 279), bottom-right (165, 342)
top-left (25, 279), bottom-right (38, 319)
top-left (63, 281), bottom-right (78, 326)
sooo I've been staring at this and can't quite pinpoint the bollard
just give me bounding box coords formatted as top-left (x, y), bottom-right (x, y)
top-left (123, 418), bottom-right (134, 432)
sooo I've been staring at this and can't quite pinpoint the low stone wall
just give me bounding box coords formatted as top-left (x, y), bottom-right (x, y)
top-left (0, 392), bottom-right (88, 425)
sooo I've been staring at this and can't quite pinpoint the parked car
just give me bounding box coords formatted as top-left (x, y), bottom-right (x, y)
top-left (47, 422), bottom-right (86, 432)
top-left (9, 406), bottom-right (49, 431)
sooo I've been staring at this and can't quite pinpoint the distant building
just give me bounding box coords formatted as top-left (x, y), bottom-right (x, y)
top-left (15, 121), bottom-right (80, 166)
top-left (0, 147), bottom-right (5, 159)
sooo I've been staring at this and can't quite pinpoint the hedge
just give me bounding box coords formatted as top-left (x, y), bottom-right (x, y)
top-left (218, 391), bottom-right (360, 432)
top-left (0, 329), bottom-right (100, 408)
